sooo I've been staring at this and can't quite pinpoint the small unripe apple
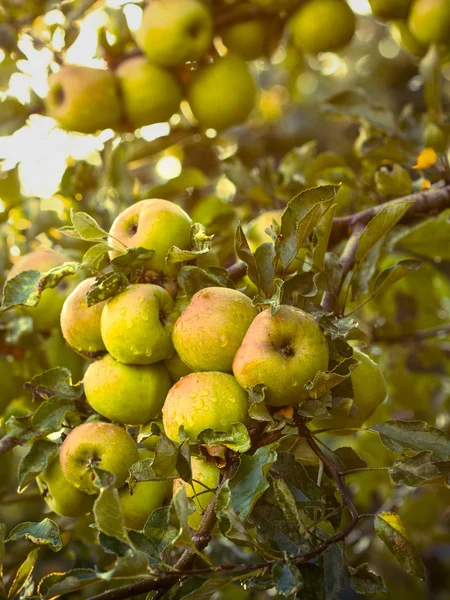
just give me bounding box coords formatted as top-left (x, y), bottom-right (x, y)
top-left (175, 456), bottom-right (220, 529)
top-left (37, 456), bottom-right (94, 518)
top-left (162, 372), bottom-right (248, 442)
top-left (45, 66), bottom-right (122, 133)
top-left (173, 287), bottom-right (257, 373)
top-left (116, 56), bottom-right (182, 129)
top-left (388, 20), bottom-right (428, 57)
top-left (134, 0), bottom-right (213, 68)
top-left (163, 353), bottom-right (193, 383)
top-left (7, 249), bottom-right (80, 332)
top-left (187, 54), bottom-right (257, 131)
top-left (369, 0), bottom-right (412, 20)
top-left (60, 421), bottom-right (139, 494)
top-left (233, 305), bottom-right (329, 406)
top-left (60, 277), bottom-right (106, 358)
top-left (289, 0), bottom-right (356, 55)
top-left (220, 18), bottom-right (279, 61)
top-left (101, 284), bottom-right (179, 365)
top-left (118, 449), bottom-right (171, 530)
top-left (408, 0), bottom-right (450, 45)
top-left (108, 199), bottom-right (192, 277)
top-left (84, 354), bottom-right (171, 425)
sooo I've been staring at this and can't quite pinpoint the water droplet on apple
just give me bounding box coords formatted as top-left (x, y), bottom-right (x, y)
top-left (220, 335), bottom-right (229, 347)
top-left (189, 392), bottom-right (198, 399)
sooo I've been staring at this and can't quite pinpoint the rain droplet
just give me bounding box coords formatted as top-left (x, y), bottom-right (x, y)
top-left (229, 397), bottom-right (236, 404)
top-left (126, 320), bottom-right (134, 330)
top-left (201, 390), bottom-right (209, 397)
top-left (189, 392), bottom-right (198, 399)
top-left (145, 348), bottom-right (152, 357)
top-left (220, 335), bottom-right (229, 347)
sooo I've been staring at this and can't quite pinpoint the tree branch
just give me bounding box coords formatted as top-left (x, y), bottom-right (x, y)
top-left (0, 435), bottom-right (19, 456)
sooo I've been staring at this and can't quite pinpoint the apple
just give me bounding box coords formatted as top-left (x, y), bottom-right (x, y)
top-left (388, 20), bottom-right (428, 57)
top-left (101, 284), bottom-right (179, 365)
top-left (163, 352), bottom-right (193, 383)
top-left (37, 456), bottom-right (94, 518)
top-left (408, 0), bottom-right (450, 45)
top-left (289, 0), bottom-right (356, 55)
top-left (134, 0), bottom-right (213, 67)
top-left (175, 456), bottom-right (220, 529)
top-left (173, 287), bottom-right (257, 373)
top-left (220, 18), bottom-right (279, 61)
top-left (187, 54), bottom-right (257, 131)
top-left (162, 372), bottom-right (248, 442)
top-left (116, 56), bottom-right (182, 129)
top-left (374, 163), bottom-right (412, 197)
top-left (60, 277), bottom-right (106, 358)
top-left (118, 449), bottom-right (171, 530)
top-left (60, 421), bottom-right (139, 494)
top-left (45, 65), bottom-right (122, 134)
top-left (84, 353), bottom-right (171, 425)
top-left (311, 349), bottom-right (387, 432)
top-left (108, 199), bottom-right (192, 278)
top-left (7, 249), bottom-right (80, 332)
top-left (369, 0), bottom-right (412, 19)
top-left (232, 305), bottom-right (329, 406)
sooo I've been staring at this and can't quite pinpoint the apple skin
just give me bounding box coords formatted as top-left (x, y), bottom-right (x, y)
top-left (233, 305), bottom-right (329, 407)
top-left (311, 350), bottom-right (387, 432)
top-left (119, 449), bottom-right (171, 530)
top-left (369, 0), bottom-right (412, 19)
top-left (84, 354), bottom-right (171, 425)
top-left (101, 284), bottom-right (179, 365)
top-left (175, 456), bottom-right (220, 529)
top-left (116, 56), bottom-right (182, 129)
top-left (7, 249), bottom-right (80, 332)
top-left (408, 0), bottom-right (450, 45)
top-left (388, 20), bottom-right (428, 56)
top-left (289, 0), bottom-right (356, 55)
top-left (45, 66), bottom-right (122, 134)
top-left (60, 277), bottom-right (106, 358)
top-left (134, 0), bottom-right (213, 68)
top-left (187, 54), bottom-right (257, 131)
top-left (163, 352), bottom-right (193, 383)
top-left (162, 372), bottom-right (248, 442)
top-left (37, 456), bottom-right (94, 518)
top-left (173, 287), bottom-right (257, 373)
top-left (221, 18), bottom-right (277, 61)
top-left (108, 199), bottom-right (192, 278)
top-left (60, 421), bottom-right (139, 494)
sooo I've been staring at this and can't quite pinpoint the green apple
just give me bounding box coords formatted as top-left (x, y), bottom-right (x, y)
top-left (101, 284), bottom-right (179, 365)
top-left (84, 354), bottom-right (171, 425)
top-left (45, 65), bottom-right (122, 134)
top-left (233, 305), bottom-right (329, 406)
top-left (163, 352), bottom-right (193, 383)
top-left (7, 249), bottom-right (80, 332)
top-left (60, 421), bottom-right (139, 494)
top-left (187, 54), bottom-right (257, 131)
top-left (175, 456), bottom-right (220, 529)
top-left (173, 287), bottom-right (257, 373)
top-left (42, 328), bottom-right (85, 382)
top-left (116, 56), bottom-right (182, 129)
top-left (369, 0), bottom-right (412, 19)
top-left (60, 277), bottom-right (106, 358)
top-left (119, 449), bottom-right (171, 530)
top-left (249, 0), bottom-right (300, 11)
top-left (140, 420), bottom-right (164, 450)
top-left (162, 372), bottom-right (248, 442)
top-left (408, 0), bottom-right (450, 45)
top-left (220, 18), bottom-right (279, 61)
top-left (108, 199), bottom-right (192, 278)
top-left (37, 456), bottom-right (94, 518)
top-left (289, 0), bottom-right (356, 55)
top-left (374, 163), bottom-right (412, 197)
top-left (311, 350), bottom-right (387, 432)
top-left (388, 20), bottom-right (428, 56)
top-left (134, 0), bottom-right (213, 67)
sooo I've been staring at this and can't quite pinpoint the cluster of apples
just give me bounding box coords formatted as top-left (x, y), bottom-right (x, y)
top-left (44, 0), bottom-right (359, 135)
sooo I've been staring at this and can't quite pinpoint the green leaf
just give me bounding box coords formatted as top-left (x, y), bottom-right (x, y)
top-left (312, 203), bottom-right (336, 272)
top-left (171, 486), bottom-right (194, 547)
top-left (355, 199), bottom-right (413, 263)
top-left (216, 482), bottom-right (256, 547)
top-left (252, 277), bottom-right (283, 314)
top-left (143, 505), bottom-right (180, 555)
top-left (272, 477), bottom-right (306, 536)
top-left (272, 562), bottom-right (304, 596)
top-left (371, 420), bottom-right (450, 460)
top-left (305, 357), bottom-right (359, 400)
top-left (247, 384), bottom-right (274, 423)
top-left (349, 563), bottom-right (387, 597)
top-left (323, 544), bottom-right (348, 600)
top-left (94, 486), bottom-right (130, 545)
top-left (235, 224), bottom-right (260, 290)
top-left (17, 439), bottom-right (58, 493)
top-left (281, 271), bottom-right (319, 308)
top-left (82, 244), bottom-right (110, 270)
top-left (86, 273), bottom-right (129, 307)
top-left (177, 265), bottom-right (232, 297)
top-left (70, 210), bottom-right (109, 241)
top-left (38, 569), bottom-right (100, 599)
top-left (0, 97), bottom-right (29, 136)
top-left (110, 247), bottom-right (155, 275)
top-left (130, 430), bottom-right (179, 483)
top-left (270, 453), bottom-right (325, 506)
top-left (254, 242), bottom-right (276, 297)
top-left (389, 451), bottom-right (450, 487)
top-left (26, 367), bottom-right (82, 400)
top-left (166, 223), bottom-right (213, 265)
top-left (7, 549), bottom-right (39, 599)
top-left (323, 89), bottom-right (397, 132)
top-left (6, 519), bottom-right (62, 552)
top-left (374, 511), bottom-right (425, 579)
top-left (197, 423), bottom-right (251, 453)
top-left (331, 447), bottom-right (367, 472)
top-left (396, 209), bottom-right (450, 260)
top-left (370, 259), bottom-right (422, 300)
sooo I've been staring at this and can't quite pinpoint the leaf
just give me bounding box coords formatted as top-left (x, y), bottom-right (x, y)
top-left (26, 367), bottom-right (82, 400)
top-left (110, 247), bottom-right (155, 275)
top-left (94, 486), bottom-right (130, 545)
top-left (166, 223), bottom-right (213, 265)
top-left (130, 431), bottom-right (179, 483)
top-left (331, 447), bottom-right (367, 472)
top-left (0, 97), bottom-right (29, 136)
top-left (17, 439), bottom-right (58, 493)
top-left (86, 273), bottom-right (129, 307)
top-left (323, 544), bottom-right (348, 600)
top-left (177, 265), bottom-right (231, 297)
top-left (7, 549), bottom-right (39, 599)
top-left (82, 244), bottom-right (110, 270)
top-left (312, 203), bottom-right (337, 272)
top-left (254, 242), bottom-right (276, 297)
top-left (6, 519), bottom-right (62, 552)
top-left (371, 420), bottom-right (450, 460)
top-left (247, 384), bottom-right (273, 422)
top-left (374, 511), bottom-right (425, 578)
top-left (252, 277), bottom-right (283, 314)
top-left (323, 89), bottom-right (397, 132)
top-left (197, 423), bottom-right (251, 453)
top-left (143, 505), bottom-right (180, 555)
top-left (355, 199), bottom-right (413, 263)
top-left (371, 259), bottom-right (422, 300)
top-left (305, 357), bottom-right (359, 400)
top-left (389, 451), bottom-right (450, 487)
top-left (171, 486), bottom-right (194, 547)
top-left (235, 224), bottom-right (260, 290)
top-left (38, 569), bottom-right (100, 599)
top-left (215, 482), bottom-right (256, 547)
top-left (349, 563), bottom-right (388, 597)
top-left (396, 209), bottom-right (450, 260)
top-left (272, 478), bottom-right (305, 536)
top-left (272, 562), bottom-right (304, 596)
top-left (70, 210), bottom-right (109, 241)
top-left (270, 453), bottom-right (325, 506)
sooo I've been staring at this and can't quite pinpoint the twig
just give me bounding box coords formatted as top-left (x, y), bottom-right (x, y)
top-left (373, 322), bottom-right (450, 343)
top-left (0, 435), bottom-right (19, 456)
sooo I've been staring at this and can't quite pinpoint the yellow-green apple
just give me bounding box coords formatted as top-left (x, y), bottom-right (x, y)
top-left (162, 372), bottom-right (248, 442)
top-left (163, 352), bottom-right (193, 383)
top-left (37, 456), bottom-right (94, 518)
top-left (408, 0), bottom-right (450, 45)
top-left (60, 277), bottom-right (106, 358)
top-left (116, 56), bottom-right (182, 128)
top-left (101, 284), bottom-right (179, 364)
top-left (289, 0), bottom-right (356, 54)
top-left (118, 449), bottom-right (171, 530)
top-left (140, 420), bottom-right (164, 450)
top-left (7, 249), bottom-right (80, 332)
top-left (220, 18), bottom-right (279, 61)
top-left (45, 65), bottom-right (122, 133)
top-left (60, 421), bottom-right (139, 494)
top-left (108, 199), bottom-right (192, 278)
top-left (233, 305), bottom-right (329, 406)
top-left (388, 20), bottom-right (428, 56)
top-left (311, 349), bottom-right (387, 432)
top-left (134, 0), bottom-right (213, 67)
top-left (173, 287), bottom-right (257, 373)
top-left (175, 456), bottom-right (220, 529)
top-left (43, 328), bottom-right (85, 382)
top-left (187, 54), bottom-right (257, 131)
top-left (84, 353), bottom-right (171, 425)
top-left (369, 0), bottom-right (412, 19)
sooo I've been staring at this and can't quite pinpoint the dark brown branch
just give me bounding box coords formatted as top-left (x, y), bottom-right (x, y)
top-left (373, 322), bottom-right (450, 344)
top-left (227, 261), bottom-right (247, 282)
top-left (0, 435), bottom-right (19, 456)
